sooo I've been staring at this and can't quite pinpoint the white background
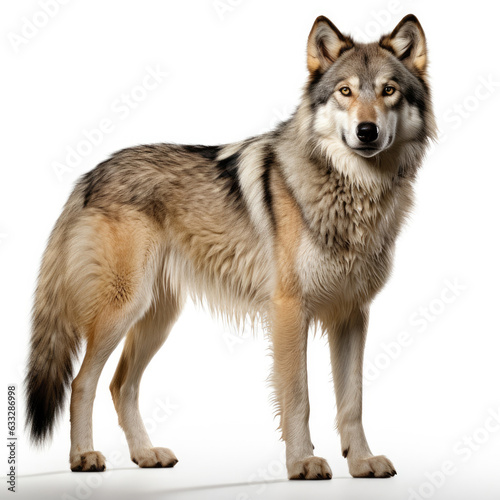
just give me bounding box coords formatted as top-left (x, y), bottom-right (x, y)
top-left (1, 1), bottom-right (500, 499)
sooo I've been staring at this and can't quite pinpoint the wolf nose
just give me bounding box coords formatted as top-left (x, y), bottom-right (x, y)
top-left (356, 122), bottom-right (379, 143)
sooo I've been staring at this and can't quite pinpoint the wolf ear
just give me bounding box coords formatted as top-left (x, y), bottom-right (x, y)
top-left (380, 14), bottom-right (427, 75)
top-left (307, 16), bottom-right (353, 75)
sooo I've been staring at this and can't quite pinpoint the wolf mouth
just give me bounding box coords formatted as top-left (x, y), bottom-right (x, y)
top-left (341, 133), bottom-right (379, 154)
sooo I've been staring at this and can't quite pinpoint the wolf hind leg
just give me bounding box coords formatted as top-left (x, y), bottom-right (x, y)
top-left (110, 282), bottom-right (183, 468)
top-left (68, 210), bottom-right (158, 472)
top-left (70, 304), bottom-right (148, 472)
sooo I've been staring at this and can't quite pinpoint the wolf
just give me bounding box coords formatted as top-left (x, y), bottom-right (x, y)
top-left (25, 14), bottom-right (435, 479)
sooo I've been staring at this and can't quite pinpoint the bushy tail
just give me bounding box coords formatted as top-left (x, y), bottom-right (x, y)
top-left (25, 218), bottom-right (81, 445)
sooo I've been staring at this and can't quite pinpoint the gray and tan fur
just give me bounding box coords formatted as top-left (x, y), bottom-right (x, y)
top-left (26, 14), bottom-right (435, 479)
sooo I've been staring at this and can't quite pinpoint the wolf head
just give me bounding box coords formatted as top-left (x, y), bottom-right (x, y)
top-left (303, 14), bottom-right (435, 172)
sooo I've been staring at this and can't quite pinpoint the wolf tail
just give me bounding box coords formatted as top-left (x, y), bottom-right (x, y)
top-left (25, 214), bottom-right (81, 445)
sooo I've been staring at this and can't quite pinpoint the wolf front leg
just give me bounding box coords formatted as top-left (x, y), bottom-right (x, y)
top-left (325, 305), bottom-right (396, 478)
top-left (270, 295), bottom-right (332, 480)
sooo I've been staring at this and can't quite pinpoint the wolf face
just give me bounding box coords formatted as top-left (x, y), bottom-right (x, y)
top-left (306, 15), bottom-right (432, 161)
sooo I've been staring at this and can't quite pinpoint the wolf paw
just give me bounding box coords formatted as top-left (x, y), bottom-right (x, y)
top-left (349, 455), bottom-right (396, 478)
top-left (132, 447), bottom-right (178, 468)
top-left (288, 456), bottom-right (332, 480)
top-left (71, 451), bottom-right (106, 472)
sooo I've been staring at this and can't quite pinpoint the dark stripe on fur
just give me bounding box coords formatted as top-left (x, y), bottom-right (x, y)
top-left (214, 152), bottom-right (244, 206)
top-left (181, 144), bottom-right (222, 161)
top-left (379, 38), bottom-right (395, 55)
top-left (80, 150), bottom-right (169, 226)
top-left (261, 145), bottom-right (276, 230)
top-left (82, 159), bottom-right (112, 208)
top-left (307, 70), bottom-right (325, 109)
top-left (338, 43), bottom-right (354, 57)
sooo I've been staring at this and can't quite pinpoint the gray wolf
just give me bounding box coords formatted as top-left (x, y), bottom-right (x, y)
top-left (25, 14), bottom-right (435, 479)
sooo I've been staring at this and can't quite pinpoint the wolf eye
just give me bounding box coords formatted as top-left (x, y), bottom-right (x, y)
top-left (383, 86), bottom-right (396, 96)
top-left (340, 87), bottom-right (351, 96)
